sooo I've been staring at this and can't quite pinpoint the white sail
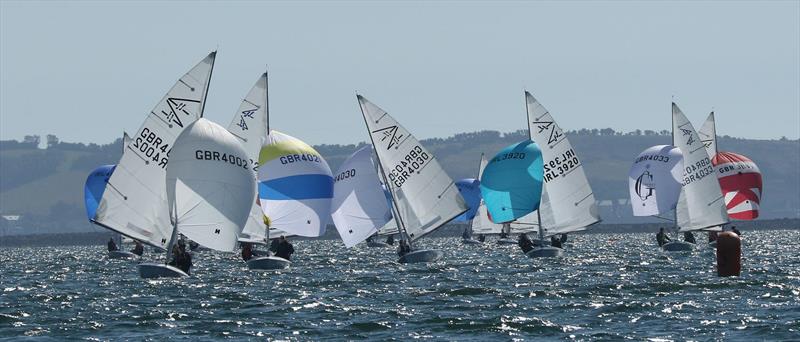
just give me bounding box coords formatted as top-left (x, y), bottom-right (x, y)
top-left (226, 73), bottom-right (270, 244)
top-left (698, 112), bottom-right (718, 158)
top-left (471, 154), bottom-right (503, 235)
top-left (94, 52), bottom-right (216, 249)
top-left (672, 103), bottom-right (729, 231)
top-left (377, 219), bottom-right (400, 236)
top-left (258, 131), bottom-right (334, 237)
top-left (628, 145), bottom-right (684, 216)
top-left (357, 95), bottom-right (467, 241)
top-left (166, 118), bottom-right (255, 252)
top-left (525, 92), bottom-right (600, 234)
top-left (331, 145), bottom-right (393, 247)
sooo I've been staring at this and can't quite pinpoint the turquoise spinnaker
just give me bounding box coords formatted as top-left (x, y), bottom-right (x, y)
top-left (479, 141), bottom-right (544, 223)
top-left (84, 164), bottom-right (116, 221)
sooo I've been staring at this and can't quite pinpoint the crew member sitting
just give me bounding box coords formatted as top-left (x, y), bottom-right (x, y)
top-left (656, 227), bottom-right (671, 247)
top-left (684, 231), bottom-right (696, 244)
top-left (398, 239), bottom-right (411, 257)
top-left (274, 236), bottom-right (294, 260)
top-left (518, 234), bottom-right (534, 253)
top-left (131, 240), bottom-right (144, 256)
top-left (386, 234), bottom-right (395, 245)
top-left (107, 238), bottom-right (118, 252)
top-left (550, 235), bottom-right (563, 249)
top-left (241, 242), bottom-right (253, 261)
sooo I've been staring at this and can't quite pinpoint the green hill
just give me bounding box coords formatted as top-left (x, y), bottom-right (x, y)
top-left (1, 130), bottom-right (797, 235)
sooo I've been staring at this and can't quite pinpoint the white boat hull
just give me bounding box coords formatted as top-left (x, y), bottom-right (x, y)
top-left (138, 263), bottom-right (189, 278)
top-left (246, 256), bottom-right (291, 270)
top-left (662, 241), bottom-right (694, 252)
top-left (108, 250), bottom-right (139, 259)
top-left (497, 238), bottom-right (517, 245)
top-left (366, 241), bottom-right (390, 248)
top-left (462, 238), bottom-right (482, 245)
top-left (526, 246), bottom-right (564, 258)
top-left (398, 249), bottom-right (443, 264)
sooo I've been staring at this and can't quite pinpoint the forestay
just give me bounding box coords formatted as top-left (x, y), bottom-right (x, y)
top-left (258, 130), bottom-right (333, 237)
top-left (357, 95), bottom-right (466, 241)
top-left (166, 118), bottom-right (255, 252)
top-left (672, 103), bottom-right (729, 231)
top-left (628, 145), bottom-right (683, 216)
top-left (331, 145), bottom-right (393, 247)
top-left (525, 92), bottom-right (600, 233)
top-left (94, 52), bottom-right (216, 249)
top-left (226, 73), bottom-right (270, 244)
top-left (479, 141), bottom-right (544, 224)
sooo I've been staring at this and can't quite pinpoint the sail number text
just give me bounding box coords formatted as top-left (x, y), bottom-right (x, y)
top-left (195, 150), bottom-right (249, 170)
top-left (543, 148), bottom-right (580, 183)
top-left (682, 157), bottom-right (713, 186)
top-left (133, 127), bottom-right (171, 168)
top-left (334, 169), bottom-right (356, 182)
top-left (388, 145), bottom-right (430, 188)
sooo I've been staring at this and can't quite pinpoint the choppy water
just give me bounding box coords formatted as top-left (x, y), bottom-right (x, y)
top-left (1, 231), bottom-right (799, 341)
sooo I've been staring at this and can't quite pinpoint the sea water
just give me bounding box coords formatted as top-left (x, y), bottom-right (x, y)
top-left (1, 231), bottom-right (798, 340)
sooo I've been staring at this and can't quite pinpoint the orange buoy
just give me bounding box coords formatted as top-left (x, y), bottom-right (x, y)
top-left (716, 231), bottom-right (741, 277)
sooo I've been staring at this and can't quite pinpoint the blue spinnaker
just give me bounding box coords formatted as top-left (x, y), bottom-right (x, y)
top-left (479, 141), bottom-right (544, 223)
top-left (84, 164), bottom-right (116, 221)
top-left (453, 178), bottom-right (481, 222)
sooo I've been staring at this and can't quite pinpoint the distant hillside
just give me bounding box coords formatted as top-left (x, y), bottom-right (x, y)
top-left (1, 130), bottom-right (798, 235)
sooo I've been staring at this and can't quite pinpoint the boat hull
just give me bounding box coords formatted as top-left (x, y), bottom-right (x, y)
top-left (138, 263), bottom-right (189, 278)
top-left (526, 246), bottom-right (564, 258)
top-left (366, 241), bottom-right (390, 248)
top-left (497, 238), bottom-right (517, 245)
top-left (662, 241), bottom-right (694, 252)
top-left (398, 249), bottom-right (443, 264)
top-left (247, 256), bottom-right (291, 270)
top-left (108, 250), bottom-right (139, 259)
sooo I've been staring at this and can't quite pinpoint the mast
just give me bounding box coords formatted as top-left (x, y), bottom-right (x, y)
top-left (264, 70), bottom-right (270, 246)
top-left (356, 95), bottom-right (414, 248)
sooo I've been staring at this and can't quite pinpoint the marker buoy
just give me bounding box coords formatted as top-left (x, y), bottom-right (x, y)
top-left (716, 231), bottom-right (741, 277)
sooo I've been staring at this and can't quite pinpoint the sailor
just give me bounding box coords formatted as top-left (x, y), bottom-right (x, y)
top-left (478, 234), bottom-right (485, 242)
top-left (684, 231), bottom-right (696, 244)
top-left (518, 234), bottom-right (534, 253)
top-left (241, 242), bottom-right (253, 261)
top-left (366, 235), bottom-right (374, 243)
top-left (656, 227), bottom-right (671, 247)
top-left (731, 226), bottom-right (742, 237)
top-left (550, 235), bottom-right (563, 249)
top-left (274, 236), bottom-right (295, 261)
top-left (386, 234), bottom-right (395, 246)
top-left (499, 231), bottom-right (509, 239)
top-left (107, 238), bottom-right (118, 252)
top-left (397, 239), bottom-right (411, 257)
top-left (560, 234), bottom-right (568, 244)
top-left (462, 228), bottom-right (471, 240)
top-left (131, 240), bottom-right (144, 256)
top-left (176, 243), bottom-right (192, 274)
top-left (708, 231), bottom-right (718, 243)
top-left (269, 238), bottom-right (280, 253)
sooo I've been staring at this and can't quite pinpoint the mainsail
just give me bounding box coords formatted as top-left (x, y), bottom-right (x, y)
top-left (357, 95), bottom-right (467, 241)
top-left (698, 113), bottom-right (763, 220)
top-left (166, 118), bottom-right (255, 252)
top-left (628, 145), bottom-right (684, 216)
top-left (258, 130), bottom-right (334, 237)
top-left (331, 145), bottom-right (393, 247)
top-left (480, 140), bottom-right (544, 223)
top-left (226, 73), bottom-right (270, 244)
top-left (93, 52), bottom-right (216, 249)
top-left (672, 103), bottom-right (729, 231)
top-left (524, 92), bottom-right (600, 235)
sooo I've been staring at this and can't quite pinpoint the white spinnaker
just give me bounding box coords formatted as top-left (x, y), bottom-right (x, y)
top-left (358, 95), bottom-right (467, 241)
top-left (525, 92), bottom-right (600, 233)
top-left (94, 52), bottom-right (216, 249)
top-left (166, 118), bottom-right (255, 252)
top-left (226, 73), bottom-right (269, 244)
top-left (331, 146), bottom-right (393, 247)
top-left (471, 154), bottom-right (503, 235)
top-left (628, 145), bottom-right (684, 216)
top-left (672, 103), bottom-right (729, 231)
top-left (698, 112), bottom-right (718, 158)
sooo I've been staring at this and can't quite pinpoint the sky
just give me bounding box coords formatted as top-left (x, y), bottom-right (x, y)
top-left (1, 1), bottom-right (798, 146)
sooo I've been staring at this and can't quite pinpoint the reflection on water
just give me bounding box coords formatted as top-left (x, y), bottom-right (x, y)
top-left (1, 231), bottom-right (798, 340)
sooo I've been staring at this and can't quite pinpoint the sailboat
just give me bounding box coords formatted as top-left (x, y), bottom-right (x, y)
top-left (255, 129), bottom-right (334, 263)
top-left (454, 164), bottom-right (482, 244)
top-left (139, 118), bottom-right (256, 277)
top-left (357, 95), bottom-right (467, 263)
top-left (522, 91), bottom-right (601, 257)
top-left (330, 145), bottom-right (393, 248)
top-left (698, 112), bottom-right (763, 221)
top-left (92, 52), bottom-right (216, 258)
